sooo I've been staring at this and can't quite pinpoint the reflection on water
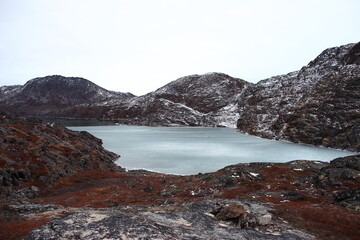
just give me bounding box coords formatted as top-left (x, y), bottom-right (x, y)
top-left (69, 125), bottom-right (357, 175)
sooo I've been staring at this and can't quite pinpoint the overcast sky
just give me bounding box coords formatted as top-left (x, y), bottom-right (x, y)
top-left (0, 0), bottom-right (359, 95)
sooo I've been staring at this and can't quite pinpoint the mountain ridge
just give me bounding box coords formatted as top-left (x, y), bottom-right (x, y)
top-left (0, 75), bottom-right (135, 116)
top-left (0, 42), bottom-right (359, 150)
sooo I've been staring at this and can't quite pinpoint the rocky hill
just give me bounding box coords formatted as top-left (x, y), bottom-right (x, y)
top-left (0, 75), bottom-right (135, 116)
top-left (0, 114), bottom-right (121, 199)
top-left (0, 73), bottom-right (249, 127)
top-left (109, 72), bottom-right (250, 127)
top-left (237, 42), bottom-right (360, 152)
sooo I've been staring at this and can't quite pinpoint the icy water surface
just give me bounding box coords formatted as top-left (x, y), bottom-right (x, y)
top-left (69, 125), bottom-right (356, 175)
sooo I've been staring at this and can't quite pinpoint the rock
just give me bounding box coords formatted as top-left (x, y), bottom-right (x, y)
top-left (238, 212), bottom-right (259, 229)
top-left (314, 155), bottom-right (360, 188)
top-left (217, 175), bottom-right (236, 186)
top-left (330, 155), bottom-right (360, 171)
top-left (258, 214), bottom-right (272, 225)
top-left (143, 184), bottom-right (154, 192)
top-left (333, 188), bottom-right (360, 211)
top-left (0, 169), bottom-right (31, 187)
top-left (5, 186), bottom-right (39, 199)
top-left (282, 192), bottom-right (307, 201)
top-left (212, 202), bottom-right (275, 230)
top-left (213, 202), bottom-right (247, 221)
top-left (7, 203), bottom-right (63, 213)
top-left (28, 200), bottom-right (314, 240)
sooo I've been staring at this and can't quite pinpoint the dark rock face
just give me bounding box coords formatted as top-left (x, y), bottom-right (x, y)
top-left (28, 199), bottom-right (314, 240)
top-left (237, 42), bottom-right (360, 152)
top-left (0, 75), bottom-right (134, 116)
top-left (0, 115), bottom-right (121, 197)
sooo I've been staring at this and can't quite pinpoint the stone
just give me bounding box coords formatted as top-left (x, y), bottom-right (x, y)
top-left (143, 184), bottom-right (154, 192)
top-left (333, 188), bottom-right (360, 211)
top-left (258, 214), bottom-right (272, 225)
top-left (213, 202), bottom-right (247, 221)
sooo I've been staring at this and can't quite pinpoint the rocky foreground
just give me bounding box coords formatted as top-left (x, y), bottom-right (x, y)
top-left (0, 115), bottom-right (359, 240)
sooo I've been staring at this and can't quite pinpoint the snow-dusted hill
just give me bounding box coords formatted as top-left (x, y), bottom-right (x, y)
top-left (237, 42), bottom-right (360, 152)
top-left (109, 72), bottom-right (250, 127)
top-left (0, 75), bottom-right (135, 116)
top-left (0, 73), bottom-right (249, 127)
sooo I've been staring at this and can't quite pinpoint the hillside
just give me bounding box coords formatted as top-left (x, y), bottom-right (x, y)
top-left (237, 42), bottom-right (360, 152)
top-left (109, 72), bottom-right (250, 127)
top-left (0, 75), bottom-right (134, 116)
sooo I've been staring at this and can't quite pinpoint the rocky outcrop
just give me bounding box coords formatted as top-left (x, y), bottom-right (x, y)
top-left (314, 155), bottom-right (360, 188)
top-left (333, 188), bottom-right (360, 211)
top-left (0, 114), bottom-right (121, 198)
top-left (237, 42), bottom-right (360, 152)
top-left (28, 200), bottom-right (314, 240)
top-left (0, 75), bottom-right (134, 117)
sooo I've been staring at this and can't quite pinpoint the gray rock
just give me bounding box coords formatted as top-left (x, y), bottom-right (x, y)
top-left (5, 186), bottom-right (39, 199)
top-left (28, 199), bottom-right (314, 240)
top-left (7, 203), bottom-right (63, 213)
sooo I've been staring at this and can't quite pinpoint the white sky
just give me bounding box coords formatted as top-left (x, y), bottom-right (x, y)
top-left (0, 0), bottom-right (359, 95)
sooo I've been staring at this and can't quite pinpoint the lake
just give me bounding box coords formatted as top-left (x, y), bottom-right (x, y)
top-left (68, 125), bottom-right (356, 175)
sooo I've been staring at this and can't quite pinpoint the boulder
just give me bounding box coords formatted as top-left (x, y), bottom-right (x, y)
top-left (333, 188), bottom-right (360, 211)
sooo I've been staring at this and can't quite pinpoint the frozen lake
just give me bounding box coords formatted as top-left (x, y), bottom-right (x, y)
top-left (69, 125), bottom-right (356, 175)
